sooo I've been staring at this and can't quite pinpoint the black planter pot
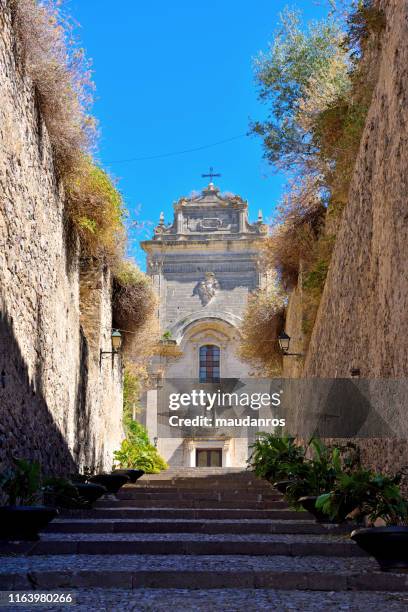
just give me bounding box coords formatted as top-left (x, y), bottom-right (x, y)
top-left (75, 483), bottom-right (107, 505)
top-left (112, 469), bottom-right (145, 483)
top-left (274, 480), bottom-right (292, 494)
top-left (298, 496), bottom-right (338, 523)
top-left (89, 473), bottom-right (129, 494)
top-left (0, 506), bottom-right (58, 541)
top-left (351, 527), bottom-right (408, 572)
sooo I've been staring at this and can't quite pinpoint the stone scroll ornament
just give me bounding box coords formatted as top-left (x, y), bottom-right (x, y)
top-left (195, 272), bottom-right (220, 306)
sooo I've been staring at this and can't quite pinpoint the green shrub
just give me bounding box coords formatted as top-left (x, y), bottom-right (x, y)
top-left (114, 421), bottom-right (168, 474)
top-left (248, 433), bottom-right (306, 480)
top-left (316, 469), bottom-right (408, 524)
top-left (283, 439), bottom-right (342, 509)
top-left (42, 477), bottom-right (88, 509)
top-left (0, 458), bottom-right (42, 505)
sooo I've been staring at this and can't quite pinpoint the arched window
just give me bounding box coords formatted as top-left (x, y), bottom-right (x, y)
top-left (199, 345), bottom-right (220, 383)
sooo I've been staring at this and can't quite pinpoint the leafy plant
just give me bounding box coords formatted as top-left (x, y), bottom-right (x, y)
top-left (114, 421), bottom-right (167, 474)
top-left (366, 492), bottom-right (408, 527)
top-left (0, 458), bottom-right (42, 506)
top-left (248, 433), bottom-right (305, 480)
top-left (42, 477), bottom-right (87, 509)
top-left (316, 469), bottom-right (407, 524)
top-left (283, 438), bottom-right (342, 509)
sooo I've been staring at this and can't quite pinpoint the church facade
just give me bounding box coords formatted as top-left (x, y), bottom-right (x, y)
top-left (141, 181), bottom-right (268, 467)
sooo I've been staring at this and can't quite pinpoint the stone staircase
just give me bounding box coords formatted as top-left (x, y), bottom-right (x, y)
top-left (0, 469), bottom-right (407, 610)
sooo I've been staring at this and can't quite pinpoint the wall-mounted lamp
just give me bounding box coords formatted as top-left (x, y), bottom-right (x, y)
top-left (153, 436), bottom-right (158, 448)
top-left (100, 329), bottom-right (123, 367)
top-left (278, 331), bottom-right (304, 357)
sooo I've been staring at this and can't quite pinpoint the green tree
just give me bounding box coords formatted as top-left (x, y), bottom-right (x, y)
top-left (251, 7), bottom-right (347, 172)
top-left (115, 367), bottom-right (167, 473)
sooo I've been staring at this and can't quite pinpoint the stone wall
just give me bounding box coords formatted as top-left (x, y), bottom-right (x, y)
top-left (0, 3), bottom-right (123, 475)
top-left (282, 0), bottom-right (408, 473)
top-left (304, 0), bottom-right (408, 380)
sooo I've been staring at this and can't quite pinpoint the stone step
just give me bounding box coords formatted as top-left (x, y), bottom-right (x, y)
top-left (95, 499), bottom-right (288, 509)
top-left (12, 533), bottom-right (365, 557)
top-left (119, 488), bottom-right (280, 500)
top-left (135, 480), bottom-right (268, 489)
top-left (60, 508), bottom-right (310, 520)
top-left (139, 469), bottom-right (248, 477)
top-left (26, 587), bottom-right (408, 610)
top-left (0, 554), bottom-right (406, 591)
top-left (45, 518), bottom-right (349, 535)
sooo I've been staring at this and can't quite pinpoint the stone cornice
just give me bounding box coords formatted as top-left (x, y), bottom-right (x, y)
top-left (141, 235), bottom-right (266, 254)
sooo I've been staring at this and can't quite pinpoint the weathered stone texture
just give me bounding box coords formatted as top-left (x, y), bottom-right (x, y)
top-left (304, 0), bottom-right (408, 379)
top-left (0, 3), bottom-right (122, 474)
top-left (294, 0), bottom-right (408, 473)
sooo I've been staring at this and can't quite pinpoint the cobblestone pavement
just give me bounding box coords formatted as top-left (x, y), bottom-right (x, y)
top-left (40, 532), bottom-right (353, 543)
top-left (2, 471), bottom-right (407, 608)
top-left (3, 589), bottom-right (408, 612)
top-left (0, 553), bottom-right (376, 573)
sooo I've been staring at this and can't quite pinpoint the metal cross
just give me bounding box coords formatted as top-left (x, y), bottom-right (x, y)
top-left (202, 167), bottom-right (221, 182)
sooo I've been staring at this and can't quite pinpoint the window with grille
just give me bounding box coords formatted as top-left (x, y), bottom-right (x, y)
top-left (199, 345), bottom-right (220, 383)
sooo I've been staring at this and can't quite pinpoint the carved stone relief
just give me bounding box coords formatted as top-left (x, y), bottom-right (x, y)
top-left (194, 272), bottom-right (220, 305)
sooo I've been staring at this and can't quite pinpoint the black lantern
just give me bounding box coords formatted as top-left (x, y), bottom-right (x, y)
top-left (111, 329), bottom-right (123, 352)
top-left (100, 329), bottom-right (123, 366)
top-left (278, 331), bottom-right (291, 354)
top-left (278, 331), bottom-right (303, 357)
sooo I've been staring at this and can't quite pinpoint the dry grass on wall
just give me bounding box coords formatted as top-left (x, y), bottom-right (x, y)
top-left (112, 261), bottom-right (159, 358)
top-left (65, 159), bottom-right (126, 267)
top-left (250, 2), bottom-right (385, 353)
top-left (10, 0), bottom-right (95, 176)
top-left (238, 287), bottom-right (285, 377)
top-left (263, 177), bottom-right (326, 290)
top-left (9, 0), bottom-right (125, 265)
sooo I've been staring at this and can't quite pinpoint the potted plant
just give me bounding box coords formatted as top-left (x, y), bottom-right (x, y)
top-left (0, 459), bottom-right (57, 541)
top-left (89, 472), bottom-right (130, 494)
top-left (43, 477), bottom-right (107, 508)
top-left (248, 433), bottom-right (306, 484)
top-left (285, 439), bottom-right (342, 519)
top-left (111, 469), bottom-right (145, 483)
top-left (350, 475), bottom-right (408, 572)
top-left (316, 469), bottom-right (399, 525)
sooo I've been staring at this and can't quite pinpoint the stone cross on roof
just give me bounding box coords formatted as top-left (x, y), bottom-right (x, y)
top-left (201, 167), bottom-right (221, 183)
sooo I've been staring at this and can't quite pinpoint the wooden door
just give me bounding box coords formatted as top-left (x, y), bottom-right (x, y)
top-left (196, 449), bottom-right (222, 467)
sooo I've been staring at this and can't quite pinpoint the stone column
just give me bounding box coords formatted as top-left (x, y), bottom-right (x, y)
top-left (186, 440), bottom-right (195, 467)
top-left (176, 211), bottom-right (184, 234)
top-left (145, 387), bottom-right (158, 441)
top-left (238, 210), bottom-right (245, 233)
top-left (222, 440), bottom-right (231, 467)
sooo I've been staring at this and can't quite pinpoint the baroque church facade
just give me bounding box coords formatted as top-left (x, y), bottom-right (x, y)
top-left (141, 181), bottom-right (268, 467)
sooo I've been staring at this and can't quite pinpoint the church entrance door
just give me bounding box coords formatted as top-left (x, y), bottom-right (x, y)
top-left (196, 449), bottom-right (222, 467)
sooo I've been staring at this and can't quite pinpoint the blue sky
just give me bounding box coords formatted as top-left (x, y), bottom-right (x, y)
top-left (67, 0), bottom-right (331, 268)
